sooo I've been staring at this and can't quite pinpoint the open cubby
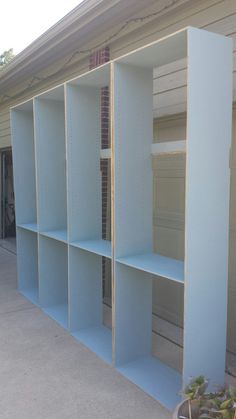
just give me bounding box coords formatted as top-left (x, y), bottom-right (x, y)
top-left (39, 235), bottom-right (68, 329)
top-left (11, 100), bottom-right (37, 230)
top-left (66, 63), bottom-right (111, 256)
top-left (16, 227), bottom-right (39, 305)
top-left (69, 246), bottom-right (112, 364)
top-left (34, 85), bottom-right (67, 242)
top-left (11, 28), bottom-right (232, 410)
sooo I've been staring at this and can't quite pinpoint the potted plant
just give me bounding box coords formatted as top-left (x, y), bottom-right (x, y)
top-left (173, 376), bottom-right (236, 419)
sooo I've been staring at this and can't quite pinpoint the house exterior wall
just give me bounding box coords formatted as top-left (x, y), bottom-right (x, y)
top-left (1, 0), bottom-right (236, 349)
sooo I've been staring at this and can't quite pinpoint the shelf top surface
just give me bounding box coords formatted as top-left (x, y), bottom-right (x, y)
top-left (40, 229), bottom-right (68, 243)
top-left (11, 98), bottom-right (33, 112)
top-left (70, 239), bottom-right (112, 259)
top-left (118, 355), bottom-right (182, 410)
top-left (116, 27), bottom-right (188, 69)
top-left (68, 61), bottom-right (110, 88)
top-left (73, 325), bottom-right (112, 364)
top-left (17, 223), bottom-right (38, 233)
top-left (35, 83), bottom-right (64, 102)
top-left (117, 252), bottom-right (184, 283)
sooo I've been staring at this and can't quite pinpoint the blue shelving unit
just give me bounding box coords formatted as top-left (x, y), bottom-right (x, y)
top-left (11, 27), bottom-right (232, 410)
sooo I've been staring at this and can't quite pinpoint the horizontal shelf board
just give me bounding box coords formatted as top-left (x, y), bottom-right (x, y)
top-left (40, 229), bottom-right (68, 243)
top-left (43, 304), bottom-right (68, 329)
top-left (70, 239), bottom-right (112, 259)
top-left (72, 325), bottom-right (112, 364)
top-left (100, 148), bottom-right (111, 159)
top-left (118, 356), bottom-right (182, 410)
top-left (116, 253), bottom-right (184, 283)
top-left (116, 28), bottom-right (187, 69)
top-left (20, 288), bottom-right (39, 306)
top-left (17, 223), bottom-right (38, 233)
top-left (151, 140), bottom-right (186, 155)
top-left (68, 62), bottom-right (110, 88)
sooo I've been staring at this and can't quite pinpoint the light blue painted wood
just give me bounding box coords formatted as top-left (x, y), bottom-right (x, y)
top-left (16, 227), bottom-right (39, 297)
top-left (11, 27), bottom-right (233, 408)
top-left (38, 235), bottom-right (68, 329)
top-left (34, 90), bottom-right (67, 232)
top-left (43, 304), bottom-right (68, 329)
top-left (40, 229), bottom-right (67, 243)
top-left (114, 263), bottom-right (152, 366)
top-left (118, 356), bottom-right (182, 410)
top-left (183, 28), bottom-right (233, 388)
top-left (69, 62), bottom-right (110, 88)
top-left (69, 247), bottom-right (102, 330)
top-left (65, 83), bottom-right (102, 243)
top-left (117, 253), bottom-right (184, 283)
top-left (68, 247), bottom-right (112, 362)
top-left (73, 325), bottom-right (112, 364)
top-left (70, 239), bottom-right (111, 258)
top-left (17, 223), bottom-right (38, 233)
top-left (116, 28), bottom-right (187, 69)
top-left (21, 288), bottom-right (39, 306)
top-left (11, 101), bottom-right (37, 226)
top-left (113, 63), bottom-right (153, 258)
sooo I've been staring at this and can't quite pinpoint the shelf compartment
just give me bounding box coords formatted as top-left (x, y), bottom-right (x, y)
top-left (70, 239), bottom-right (111, 258)
top-left (66, 66), bottom-right (110, 243)
top-left (69, 246), bottom-right (112, 364)
top-left (73, 325), bottom-right (112, 364)
top-left (40, 229), bottom-right (67, 243)
top-left (39, 236), bottom-right (68, 329)
top-left (16, 227), bottom-right (39, 305)
top-left (11, 99), bottom-right (37, 226)
top-left (117, 253), bottom-right (184, 284)
top-left (17, 223), bottom-right (38, 233)
top-left (34, 85), bottom-right (67, 233)
top-left (118, 355), bottom-right (181, 410)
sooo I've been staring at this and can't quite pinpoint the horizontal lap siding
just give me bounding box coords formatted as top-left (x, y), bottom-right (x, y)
top-left (0, 110), bottom-right (11, 148)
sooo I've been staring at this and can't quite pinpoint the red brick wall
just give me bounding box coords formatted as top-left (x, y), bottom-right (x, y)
top-left (89, 47), bottom-right (110, 241)
top-left (90, 48), bottom-right (111, 300)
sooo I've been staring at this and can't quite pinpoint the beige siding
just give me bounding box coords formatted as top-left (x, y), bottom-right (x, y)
top-left (1, 0), bottom-right (236, 349)
top-left (0, 110), bottom-right (11, 148)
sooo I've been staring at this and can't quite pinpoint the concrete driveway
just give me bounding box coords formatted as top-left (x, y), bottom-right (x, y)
top-left (0, 244), bottom-right (170, 419)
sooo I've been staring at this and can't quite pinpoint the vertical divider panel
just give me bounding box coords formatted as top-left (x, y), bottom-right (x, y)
top-left (183, 28), bottom-right (233, 386)
top-left (112, 62), bottom-right (153, 366)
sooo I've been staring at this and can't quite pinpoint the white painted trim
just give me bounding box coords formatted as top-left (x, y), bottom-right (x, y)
top-left (151, 140), bottom-right (186, 155)
top-left (100, 148), bottom-right (111, 159)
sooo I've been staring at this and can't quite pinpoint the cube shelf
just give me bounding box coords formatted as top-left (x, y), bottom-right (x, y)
top-left (11, 28), bottom-right (232, 410)
top-left (11, 100), bottom-right (37, 228)
top-left (17, 223), bottom-right (38, 233)
top-left (69, 247), bottom-right (112, 363)
top-left (34, 85), bottom-right (67, 236)
top-left (16, 227), bottom-right (39, 305)
top-left (116, 253), bottom-right (184, 283)
top-left (70, 240), bottom-right (112, 259)
top-left (39, 235), bottom-right (68, 329)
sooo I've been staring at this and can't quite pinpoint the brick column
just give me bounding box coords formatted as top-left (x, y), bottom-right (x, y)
top-left (89, 47), bottom-right (111, 301)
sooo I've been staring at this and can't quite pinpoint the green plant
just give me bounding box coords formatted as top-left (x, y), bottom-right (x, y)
top-left (182, 376), bottom-right (236, 419)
